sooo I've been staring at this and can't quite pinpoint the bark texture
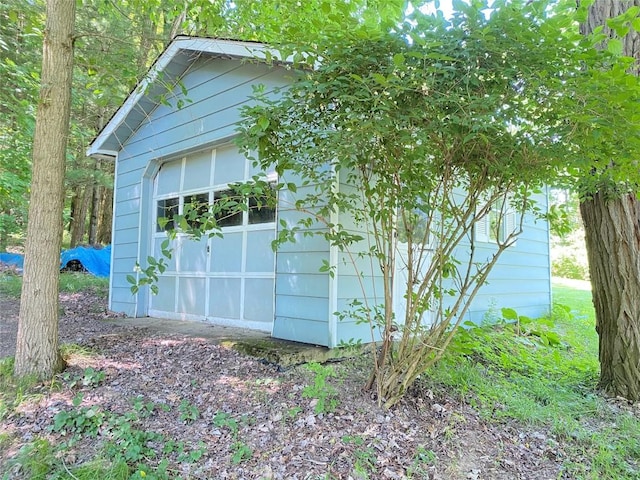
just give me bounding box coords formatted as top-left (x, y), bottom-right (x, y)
top-left (580, 0), bottom-right (640, 400)
top-left (14, 0), bottom-right (76, 378)
top-left (580, 193), bottom-right (640, 400)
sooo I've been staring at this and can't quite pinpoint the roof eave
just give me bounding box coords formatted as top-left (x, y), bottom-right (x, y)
top-left (86, 36), bottom-right (274, 158)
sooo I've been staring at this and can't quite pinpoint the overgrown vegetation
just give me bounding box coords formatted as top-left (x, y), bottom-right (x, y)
top-left (236, 0), bottom-right (627, 407)
top-left (421, 285), bottom-right (640, 479)
top-left (0, 271), bottom-right (108, 298)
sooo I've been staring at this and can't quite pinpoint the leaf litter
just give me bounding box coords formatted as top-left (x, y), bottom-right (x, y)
top-left (0, 288), bottom-right (567, 479)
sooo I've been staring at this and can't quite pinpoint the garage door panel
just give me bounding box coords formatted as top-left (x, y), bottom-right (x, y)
top-left (209, 278), bottom-right (241, 319)
top-left (150, 276), bottom-right (176, 311)
top-left (210, 232), bottom-right (243, 272)
top-left (178, 237), bottom-right (208, 272)
top-left (214, 145), bottom-right (245, 185)
top-left (152, 145), bottom-right (275, 328)
top-left (177, 277), bottom-right (206, 316)
top-left (245, 230), bottom-right (275, 272)
top-left (154, 237), bottom-right (177, 271)
top-left (156, 159), bottom-right (182, 195)
top-left (183, 150), bottom-right (212, 191)
top-left (244, 278), bottom-right (274, 322)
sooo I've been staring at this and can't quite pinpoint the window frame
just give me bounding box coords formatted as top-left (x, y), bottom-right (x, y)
top-left (475, 197), bottom-right (517, 245)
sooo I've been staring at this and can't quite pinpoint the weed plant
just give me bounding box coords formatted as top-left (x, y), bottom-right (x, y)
top-left (420, 285), bottom-right (640, 479)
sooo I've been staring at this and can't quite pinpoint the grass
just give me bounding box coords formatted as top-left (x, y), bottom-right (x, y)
top-left (0, 271), bottom-right (108, 298)
top-left (422, 282), bottom-right (640, 479)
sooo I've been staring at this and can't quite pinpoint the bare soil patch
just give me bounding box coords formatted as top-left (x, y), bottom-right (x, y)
top-left (0, 288), bottom-right (566, 479)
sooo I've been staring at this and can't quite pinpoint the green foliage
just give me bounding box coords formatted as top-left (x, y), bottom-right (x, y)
top-left (129, 460), bottom-right (170, 480)
top-left (0, 271), bottom-right (22, 297)
top-left (52, 393), bottom-right (106, 438)
top-left (58, 272), bottom-right (109, 295)
top-left (3, 437), bottom-right (131, 480)
top-left (213, 410), bottom-right (239, 434)
top-left (0, 356), bottom-right (41, 421)
top-left (238, 0), bottom-right (612, 406)
top-left (212, 410), bottom-right (254, 464)
top-left (230, 440), bottom-right (253, 464)
top-left (552, 255), bottom-right (590, 280)
top-left (342, 435), bottom-right (377, 477)
top-left (62, 367), bottom-right (106, 389)
top-left (421, 285), bottom-right (640, 479)
top-left (0, 271), bottom-right (108, 298)
top-left (177, 399), bottom-right (200, 423)
top-left (302, 362), bottom-right (339, 414)
top-left (104, 416), bottom-right (163, 463)
top-left (407, 445), bottom-right (437, 478)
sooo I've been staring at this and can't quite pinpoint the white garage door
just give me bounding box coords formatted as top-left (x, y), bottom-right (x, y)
top-left (149, 144), bottom-right (276, 331)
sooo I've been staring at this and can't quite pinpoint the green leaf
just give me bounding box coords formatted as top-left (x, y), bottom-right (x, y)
top-left (126, 274), bottom-right (137, 285)
top-left (501, 308), bottom-right (518, 321)
top-left (372, 73), bottom-right (388, 85)
top-left (257, 116), bottom-right (270, 130)
top-left (392, 53), bottom-right (405, 67)
top-left (607, 38), bottom-right (623, 56)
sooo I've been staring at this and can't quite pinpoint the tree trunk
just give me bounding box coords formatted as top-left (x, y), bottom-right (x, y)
top-left (97, 186), bottom-right (113, 244)
top-left (580, 0), bottom-right (640, 400)
top-left (580, 193), bottom-right (640, 400)
top-left (70, 184), bottom-right (91, 247)
top-left (88, 181), bottom-right (100, 245)
top-left (14, 0), bottom-right (76, 378)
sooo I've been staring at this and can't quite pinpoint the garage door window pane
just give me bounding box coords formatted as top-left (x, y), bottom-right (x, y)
top-left (214, 189), bottom-right (243, 227)
top-left (184, 193), bottom-right (210, 229)
top-left (248, 187), bottom-right (276, 224)
top-left (157, 197), bottom-right (179, 231)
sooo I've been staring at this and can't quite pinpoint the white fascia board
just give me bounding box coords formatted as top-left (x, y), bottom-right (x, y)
top-left (86, 37), bottom-right (276, 158)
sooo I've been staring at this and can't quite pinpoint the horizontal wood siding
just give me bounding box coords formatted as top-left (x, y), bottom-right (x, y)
top-left (464, 191), bottom-right (551, 322)
top-left (334, 178), bottom-right (384, 346)
top-left (110, 55), bottom-right (289, 318)
top-left (271, 172), bottom-right (331, 345)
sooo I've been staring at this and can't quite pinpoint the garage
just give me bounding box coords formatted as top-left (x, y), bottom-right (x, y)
top-left (148, 143), bottom-right (277, 331)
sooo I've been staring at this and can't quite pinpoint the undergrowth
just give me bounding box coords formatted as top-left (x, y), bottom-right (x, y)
top-left (0, 271), bottom-right (108, 298)
top-left (421, 285), bottom-right (640, 479)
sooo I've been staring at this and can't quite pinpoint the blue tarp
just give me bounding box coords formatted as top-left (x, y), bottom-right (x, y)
top-left (0, 253), bottom-right (24, 270)
top-left (60, 245), bottom-right (111, 277)
top-left (0, 246), bottom-right (111, 278)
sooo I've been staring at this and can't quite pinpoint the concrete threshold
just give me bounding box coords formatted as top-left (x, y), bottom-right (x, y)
top-left (105, 316), bottom-right (361, 369)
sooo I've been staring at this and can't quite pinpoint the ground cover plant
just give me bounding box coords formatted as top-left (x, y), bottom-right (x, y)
top-left (1, 272), bottom-right (640, 478)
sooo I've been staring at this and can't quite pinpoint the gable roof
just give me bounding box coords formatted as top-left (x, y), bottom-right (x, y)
top-left (87, 36), bottom-right (273, 158)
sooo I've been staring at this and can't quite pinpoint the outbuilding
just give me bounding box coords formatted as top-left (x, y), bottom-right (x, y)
top-left (88, 36), bottom-right (553, 348)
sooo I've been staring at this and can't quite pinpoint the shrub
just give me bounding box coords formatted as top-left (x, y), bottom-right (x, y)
top-left (552, 255), bottom-right (589, 280)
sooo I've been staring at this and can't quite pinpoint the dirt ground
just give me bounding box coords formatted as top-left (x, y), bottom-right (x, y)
top-left (0, 288), bottom-right (567, 479)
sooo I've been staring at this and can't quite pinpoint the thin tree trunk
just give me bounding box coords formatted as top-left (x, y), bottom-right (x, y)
top-left (97, 186), bottom-right (113, 244)
top-left (88, 181), bottom-right (100, 245)
top-left (580, 0), bottom-right (640, 400)
top-left (14, 0), bottom-right (75, 378)
top-left (580, 193), bottom-right (640, 400)
top-left (70, 184), bottom-right (91, 247)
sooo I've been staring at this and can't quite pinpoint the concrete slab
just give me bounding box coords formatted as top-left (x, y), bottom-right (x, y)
top-left (104, 317), bottom-right (361, 369)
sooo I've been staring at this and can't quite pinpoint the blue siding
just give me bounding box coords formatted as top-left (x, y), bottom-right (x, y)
top-left (465, 192), bottom-right (551, 322)
top-left (105, 42), bottom-right (551, 347)
top-left (109, 56), bottom-right (289, 317)
top-left (271, 171), bottom-right (332, 345)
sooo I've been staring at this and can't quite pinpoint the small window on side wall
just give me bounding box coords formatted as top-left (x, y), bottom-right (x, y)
top-left (157, 197), bottom-right (179, 232)
top-left (475, 198), bottom-right (517, 245)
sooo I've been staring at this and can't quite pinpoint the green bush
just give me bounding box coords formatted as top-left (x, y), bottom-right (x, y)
top-left (552, 255), bottom-right (589, 280)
